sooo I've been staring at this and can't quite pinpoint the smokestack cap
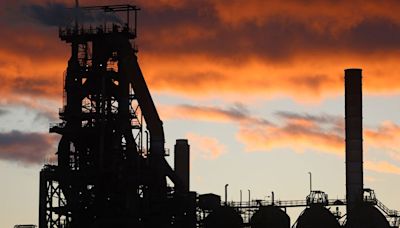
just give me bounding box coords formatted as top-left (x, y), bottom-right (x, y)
top-left (176, 139), bottom-right (189, 144)
top-left (345, 68), bottom-right (362, 74)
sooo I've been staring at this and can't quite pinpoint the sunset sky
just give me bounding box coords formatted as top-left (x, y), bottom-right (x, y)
top-left (2, 0), bottom-right (400, 226)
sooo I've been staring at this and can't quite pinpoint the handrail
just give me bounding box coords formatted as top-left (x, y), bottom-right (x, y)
top-left (222, 196), bottom-right (400, 223)
top-left (376, 198), bottom-right (399, 217)
top-left (59, 24), bottom-right (136, 39)
top-left (226, 198), bottom-right (347, 208)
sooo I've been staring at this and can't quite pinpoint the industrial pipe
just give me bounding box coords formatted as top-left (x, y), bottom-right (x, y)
top-left (225, 184), bottom-right (229, 206)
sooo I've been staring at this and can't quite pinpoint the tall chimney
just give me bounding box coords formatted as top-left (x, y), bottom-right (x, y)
top-left (345, 68), bottom-right (364, 220)
top-left (175, 139), bottom-right (190, 192)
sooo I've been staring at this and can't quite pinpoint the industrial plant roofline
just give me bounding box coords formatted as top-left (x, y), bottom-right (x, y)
top-left (59, 4), bottom-right (139, 42)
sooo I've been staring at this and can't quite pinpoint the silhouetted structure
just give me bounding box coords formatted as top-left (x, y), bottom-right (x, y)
top-left (204, 206), bottom-right (243, 228)
top-left (250, 205), bottom-right (290, 228)
top-left (175, 139), bottom-right (190, 192)
top-left (344, 69), bottom-right (364, 223)
top-left (37, 3), bottom-right (400, 228)
top-left (39, 4), bottom-right (195, 228)
top-left (295, 205), bottom-right (341, 228)
top-left (343, 70), bottom-right (394, 228)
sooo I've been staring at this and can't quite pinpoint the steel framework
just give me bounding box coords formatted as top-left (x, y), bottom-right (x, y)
top-left (39, 4), bottom-right (195, 228)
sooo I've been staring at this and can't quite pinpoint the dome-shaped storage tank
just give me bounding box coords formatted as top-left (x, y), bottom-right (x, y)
top-left (204, 206), bottom-right (243, 228)
top-left (198, 193), bottom-right (221, 211)
top-left (295, 205), bottom-right (340, 228)
top-left (250, 205), bottom-right (290, 228)
top-left (345, 204), bottom-right (390, 228)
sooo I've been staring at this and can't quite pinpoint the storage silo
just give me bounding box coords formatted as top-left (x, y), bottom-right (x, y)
top-left (198, 193), bottom-right (221, 211)
top-left (204, 206), bottom-right (243, 228)
top-left (295, 205), bottom-right (340, 228)
top-left (250, 205), bottom-right (290, 228)
top-left (345, 204), bottom-right (390, 228)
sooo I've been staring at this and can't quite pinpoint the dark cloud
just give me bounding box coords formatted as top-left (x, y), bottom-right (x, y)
top-left (172, 104), bottom-right (341, 128)
top-left (178, 104), bottom-right (245, 119)
top-left (25, 2), bottom-right (73, 26)
top-left (0, 75), bottom-right (61, 99)
top-left (234, 110), bottom-right (345, 154)
top-left (227, 103), bottom-right (249, 118)
top-left (275, 111), bottom-right (344, 135)
top-left (8, 1), bottom-right (400, 62)
top-left (137, 1), bottom-right (400, 61)
top-left (12, 77), bottom-right (57, 96)
top-left (24, 2), bottom-right (125, 27)
top-left (0, 130), bottom-right (58, 164)
top-left (163, 104), bottom-right (345, 153)
top-left (345, 18), bottom-right (400, 52)
top-left (173, 103), bottom-right (271, 125)
top-left (275, 111), bottom-right (342, 124)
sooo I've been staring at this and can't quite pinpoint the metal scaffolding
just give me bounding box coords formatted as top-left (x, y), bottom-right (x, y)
top-left (39, 4), bottom-right (195, 228)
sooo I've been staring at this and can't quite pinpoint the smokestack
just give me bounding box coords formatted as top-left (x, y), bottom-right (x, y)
top-left (345, 68), bottom-right (364, 220)
top-left (175, 139), bottom-right (190, 192)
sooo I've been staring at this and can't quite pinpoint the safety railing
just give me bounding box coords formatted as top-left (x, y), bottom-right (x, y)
top-left (227, 198), bottom-right (346, 208)
top-left (376, 199), bottom-right (400, 217)
top-left (59, 24), bottom-right (136, 39)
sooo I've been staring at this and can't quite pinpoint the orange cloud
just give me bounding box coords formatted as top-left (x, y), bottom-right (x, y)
top-left (163, 104), bottom-right (344, 155)
top-left (364, 122), bottom-right (400, 162)
top-left (235, 111), bottom-right (344, 155)
top-left (365, 160), bottom-right (400, 175)
top-left (236, 124), bottom-right (344, 156)
top-left (365, 122), bottom-right (400, 146)
top-left (163, 104), bottom-right (400, 175)
top-left (186, 132), bottom-right (226, 160)
top-left (2, 0), bottom-right (400, 106)
top-left (160, 103), bottom-right (269, 125)
top-left (163, 104), bottom-right (400, 161)
top-left (139, 53), bottom-right (400, 102)
top-left (160, 104), bottom-right (244, 123)
top-left (0, 20), bottom-right (66, 103)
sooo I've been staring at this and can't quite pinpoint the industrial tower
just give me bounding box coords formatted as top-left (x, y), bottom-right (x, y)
top-left (39, 4), bottom-right (195, 228)
top-left (37, 3), bottom-right (400, 228)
